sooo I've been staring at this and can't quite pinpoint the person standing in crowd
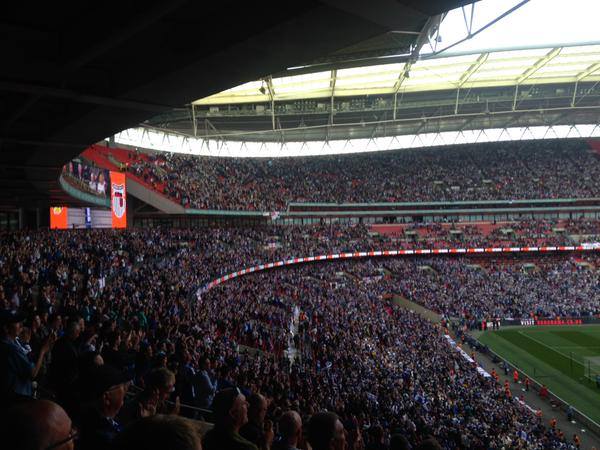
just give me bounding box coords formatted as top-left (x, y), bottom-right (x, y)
top-left (366, 425), bottom-right (386, 450)
top-left (48, 317), bottom-right (82, 408)
top-left (307, 412), bottom-right (347, 450)
top-left (0, 309), bottom-right (55, 401)
top-left (273, 410), bottom-right (302, 450)
top-left (203, 388), bottom-right (258, 450)
top-left (567, 405), bottom-right (574, 422)
top-left (113, 415), bottom-right (203, 450)
top-left (240, 393), bottom-right (273, 450)
top-left (197, 356), bottom-right (217, 409)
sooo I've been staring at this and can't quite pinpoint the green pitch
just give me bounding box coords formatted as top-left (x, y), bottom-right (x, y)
top-left (478, 325), bottom-right (600, 423)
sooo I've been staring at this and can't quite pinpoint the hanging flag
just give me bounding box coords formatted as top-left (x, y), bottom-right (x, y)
top-left (110, 171), bottom-right (127, 228)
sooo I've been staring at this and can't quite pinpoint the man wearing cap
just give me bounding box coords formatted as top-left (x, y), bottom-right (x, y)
top-left (0, 309), bottom-right (55, 401)
top-left (203, 387), bottom-right (259, 450)
top-left (78, 364), bottom-right (131, 450)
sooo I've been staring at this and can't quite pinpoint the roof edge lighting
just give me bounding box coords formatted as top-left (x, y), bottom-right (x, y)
top-left (113, 124), bottom-right (600, 158)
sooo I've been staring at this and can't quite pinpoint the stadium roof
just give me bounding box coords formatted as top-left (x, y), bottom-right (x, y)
top-left (0, 0), bottom-right (475, 209)
top-left (194, 43), bottom-right (600, 104)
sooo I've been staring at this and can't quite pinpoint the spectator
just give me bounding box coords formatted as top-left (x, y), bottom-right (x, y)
top-left (78, 364), bottom-right (130, 450)
top-left (389, 434), bottom-right (412, 450)
top-left (0, 309), bottom-right (54, 401)
top-left (203, 388), bottom-right (257, 450)
top-left (416, 438), bottom-right (442, 450)
top-left (366, 425), bottom-right (386, 450)
top-left (113, 415), bottom-right (203, 450)
top-left (101, 331), bottom-right (127, 371)
top-left (240, 393), bottom-right (273, 450)
top-left (308, 412), bottom-right (347, 450)
top-left (197, 356), bottom-right (217, 409)
top-left (0, 399), bottom-right (78, 450)
top-left (273, 410), bottom-right (302, 450)
top-left (48, 317), bottom-right (81, 408)
top-left (119, 367), bottom-right (178, 426)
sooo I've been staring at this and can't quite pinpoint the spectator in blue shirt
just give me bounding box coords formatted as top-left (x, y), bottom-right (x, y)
top-left (0, 309), bottom-right (55, 401)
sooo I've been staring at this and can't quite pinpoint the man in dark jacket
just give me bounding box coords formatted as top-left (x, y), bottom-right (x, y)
top-left (203, 387), bottom-right (258, 450)
top-left (240, 393), bottom-right (273, 450)
top-left (78, 364), bottom-right (130, 450)
top-left (48, 317), bottom-right (81, 408)
top-left (273, 411), bottom-right (302, 450)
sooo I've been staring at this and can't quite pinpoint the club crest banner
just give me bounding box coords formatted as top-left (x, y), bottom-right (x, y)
top-left (110, 171), bottom-right (127, 228)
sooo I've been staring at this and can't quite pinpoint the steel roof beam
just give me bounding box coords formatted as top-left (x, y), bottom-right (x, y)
top-left (393, 63), bottom-right (411, 94)
top-left (427, 0), bottom-right (530, 57)
top-left (265, 76), bottom-right (276, 130)
top-left (516, 47), bottom-right (561, 85)
top-left (393, 12), bottom-right (443, 94)
top-left (330, 69), bottom-right (337, 125)
top-left (458, 52), bottom-right (489, 88)
top-left (576, 62), bottom-right (600, 81)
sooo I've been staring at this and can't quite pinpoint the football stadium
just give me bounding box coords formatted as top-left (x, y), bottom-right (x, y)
top-left (2, 1), bottom-right (600, 449)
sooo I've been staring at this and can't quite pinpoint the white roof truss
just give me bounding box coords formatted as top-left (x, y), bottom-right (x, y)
top-left (193, 43), bottom-right (600, 105)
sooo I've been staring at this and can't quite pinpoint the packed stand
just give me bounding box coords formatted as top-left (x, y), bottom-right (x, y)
top-left (115, 139), bottom-right (600, 210)
top-left (0, 227), bottom-right (597, 449)
top-left (386, 256), bottom-right (600, 321)
top-left (63, 159), bottom-right (110, 198)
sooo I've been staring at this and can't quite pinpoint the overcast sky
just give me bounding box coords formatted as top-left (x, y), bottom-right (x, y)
top-left (428, 0), bottom-right (600, 55)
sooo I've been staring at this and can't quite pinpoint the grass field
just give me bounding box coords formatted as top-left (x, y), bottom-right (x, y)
top-left (478, 325), bottom-right (600, 423)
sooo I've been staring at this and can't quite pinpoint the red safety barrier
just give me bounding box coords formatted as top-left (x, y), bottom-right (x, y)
top-left (201, 245), bottom-right (600, 291)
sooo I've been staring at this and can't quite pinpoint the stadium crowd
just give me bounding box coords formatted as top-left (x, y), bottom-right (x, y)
top-left (387, 256), bottom-right (600, 322)
top-left (1, 224), bottom-right (598, 449)
top-left (62, 160), bottom-right (110, 198)
top-left (117, 140), bottom-right (600, 210)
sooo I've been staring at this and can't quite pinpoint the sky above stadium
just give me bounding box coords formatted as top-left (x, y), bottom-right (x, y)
top-left (433, 0), bottom-right (600, 55)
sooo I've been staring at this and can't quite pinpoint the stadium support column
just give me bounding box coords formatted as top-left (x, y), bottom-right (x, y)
top-left (191, 103), bottom-right (197, 137)
top-left (265, 76), bottom-right (275, 131)
top-left (454, 89), bottom-right (460, 115)
top-left (330, 69), bottom-right (337, 125)
top-left (392, 63), bottom-right (411, 121)
top-left (456, 53), bottom-right (489, 115)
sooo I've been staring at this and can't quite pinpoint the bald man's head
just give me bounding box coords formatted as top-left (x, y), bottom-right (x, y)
top-left (1, 400), bottom-right (74, 450)
top-left (279, 411), bottom-right (302, 446)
